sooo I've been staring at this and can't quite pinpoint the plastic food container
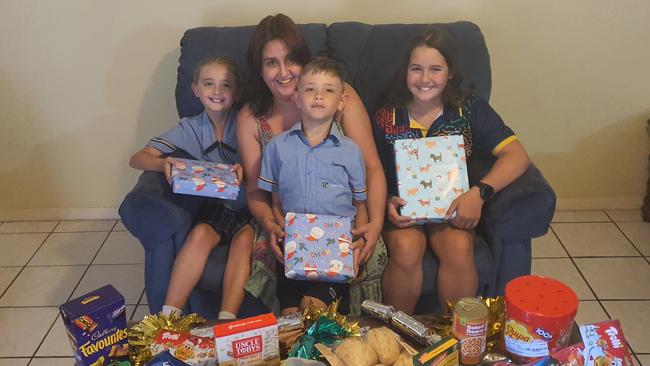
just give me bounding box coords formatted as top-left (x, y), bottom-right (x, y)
top-left (503, 275), bottom-right (579, 363)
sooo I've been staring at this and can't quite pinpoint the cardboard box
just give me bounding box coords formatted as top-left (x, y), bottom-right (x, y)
top-left (414, 337), bottom-right (459, 366)
top-left (393, 135), bottom-right (469, 224)
top-left (59, 285), bottom-right (129, 366)
top-left (171, 158), bottom-right (239, 199)
top-left (283, 212), bottom-right (355, 283)
top-left (213, 313), bottom-right (280, 366)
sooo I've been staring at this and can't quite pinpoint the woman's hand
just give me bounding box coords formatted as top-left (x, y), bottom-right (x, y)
top-left (386, 196), bottom-right (416, 228)
top-left (446, 187), bottom-right (483, 229)
top-left (351, 223), bottom-right (380, 264)
top-left (261, 216), bottom-right (285, 263)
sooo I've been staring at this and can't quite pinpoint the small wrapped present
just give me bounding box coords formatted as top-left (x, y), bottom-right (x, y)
top-left (171, 158), bottom-right (239, 200)
top-left (393, 135), bottom-right (469, 224)
top-left (283, 213), bottom-right (355, 283)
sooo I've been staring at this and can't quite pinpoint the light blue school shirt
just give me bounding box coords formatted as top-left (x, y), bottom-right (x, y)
top-left (258, 122), bottom-right (367, 217)
top-left (146, 110), bottom-right (246, 211)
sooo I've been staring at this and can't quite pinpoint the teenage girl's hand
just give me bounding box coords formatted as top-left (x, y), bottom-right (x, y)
top-left (231, 163), bottom-right (244, 184)
top-left (262, 216), bottom-right (285, 263)
top-left (446, 187), bottom-right (483, 230)
top-left (163, 157), bottom-right (181, 184)
top-left (386, 196), bottom-right (416, 228)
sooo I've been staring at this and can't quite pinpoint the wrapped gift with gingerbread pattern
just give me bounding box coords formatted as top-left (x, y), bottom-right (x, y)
top-left (283, 212), bottom-right (355, 283)
top-left (393, 135), bottom-right (469, 224)
top-left (170, 158), bottom-right (239, 200)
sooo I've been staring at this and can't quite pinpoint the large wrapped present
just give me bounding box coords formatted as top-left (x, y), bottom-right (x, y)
top-left (393, 135), bottom-right (469, 224)
top-left (283, 212), bottom-right (356, 283)
top-left (171, 158), bottom-right (239, 200)
top-left (59, 284), bottom-right (129, 366)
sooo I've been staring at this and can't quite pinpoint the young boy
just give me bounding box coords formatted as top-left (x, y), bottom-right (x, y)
top-left (257, 57), bottom-right (368, 315)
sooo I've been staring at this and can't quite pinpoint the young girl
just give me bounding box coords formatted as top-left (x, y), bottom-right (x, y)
top-left (373, 28), bottom-right (531, 314)
top-left (129, 56), bottom-right (253, 320)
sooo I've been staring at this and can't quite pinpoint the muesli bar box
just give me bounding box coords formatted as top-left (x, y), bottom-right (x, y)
top-left (59, 284), bottom-right (128, 366)
top-left (171, 158), bottom-right (239, 199)
top-left (213, 313), bottom-right (280, 366)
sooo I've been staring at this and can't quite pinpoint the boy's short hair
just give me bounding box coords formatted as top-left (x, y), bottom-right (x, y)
top-left (299, 56), bottom-right (345, 91)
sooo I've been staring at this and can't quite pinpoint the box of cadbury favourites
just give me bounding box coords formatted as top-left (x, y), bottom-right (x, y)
top-left (283, 212), bottom-right (356, 283)
top-left (393, 135), bottom-right (469, 224)
top-left (171, 158), bottom-right (239, 200)
top-left (213, 313), bottom-right (280, 366)
top-left (59, 285), bottom-right (129, 366)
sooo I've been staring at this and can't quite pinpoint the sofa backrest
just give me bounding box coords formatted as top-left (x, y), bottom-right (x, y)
top-left (176, 21), bottom-right (491, 118)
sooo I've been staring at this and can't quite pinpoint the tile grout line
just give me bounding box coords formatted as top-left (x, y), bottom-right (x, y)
top-left (603, 211), bottom-right (650, 266)
top-left (0, 222), bottom-right (61, 301)
top-left (131, 288), bottom-right (147, 322)
top-left (29, 229), bottom-right (113, 361)
top-left (549, 224), bottom-right (614, 318)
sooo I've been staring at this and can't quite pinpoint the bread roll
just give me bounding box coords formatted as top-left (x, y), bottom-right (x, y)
top-left (366, 327), bottom-right (401, 365)
top-left (392, 353), bottom-right (413, 366)
top-left (334, 338), bottom-right (378, 366)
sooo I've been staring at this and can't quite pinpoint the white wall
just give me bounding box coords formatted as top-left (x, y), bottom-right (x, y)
top-left (1, 0), bottom-right (649, 219)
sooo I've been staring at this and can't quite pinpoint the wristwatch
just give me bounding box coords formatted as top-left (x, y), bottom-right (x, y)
top-left (474, 182), bottom-right (495, 201)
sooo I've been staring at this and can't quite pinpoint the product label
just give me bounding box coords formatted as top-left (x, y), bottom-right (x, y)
top-left (504, 320), bottom-right (549, 357)
top-left (233, 335), bottom-right (262, 358)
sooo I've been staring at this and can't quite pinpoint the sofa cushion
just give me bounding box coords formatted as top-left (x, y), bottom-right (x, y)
top-left (176, 24), bottom-right (328, 118)
top-left (327, 21), bottom-right (492, 114)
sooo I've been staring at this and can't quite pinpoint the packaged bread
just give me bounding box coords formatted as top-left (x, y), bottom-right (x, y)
top-left (392, 352), bottom-right (414, 366)
top-left (366, 327), bottom-right (401, 365)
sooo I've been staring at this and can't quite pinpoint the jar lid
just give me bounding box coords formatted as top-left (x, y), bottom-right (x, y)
top-left (505, 275), bottom-right (578, 321)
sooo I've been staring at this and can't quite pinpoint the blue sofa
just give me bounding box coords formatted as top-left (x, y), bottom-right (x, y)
top-left (119, 20), bottom-right (556, 318)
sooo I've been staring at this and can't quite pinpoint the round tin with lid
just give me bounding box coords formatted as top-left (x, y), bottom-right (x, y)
top-left (503, 275), bottom-right (579, 363)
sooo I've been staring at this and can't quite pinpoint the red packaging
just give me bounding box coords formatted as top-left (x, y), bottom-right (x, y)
top-left (503, 275), bottom-right (579, 363)
top-left (579, 319), bottom-right (633, 366)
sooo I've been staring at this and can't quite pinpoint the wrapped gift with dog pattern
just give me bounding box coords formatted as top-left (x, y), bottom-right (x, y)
top-left (283, 212), bottom-right (356, 283)
top-left (393, 135), bottom-right (469, 224)
top-left (170, 158), bottom-right (239, 199)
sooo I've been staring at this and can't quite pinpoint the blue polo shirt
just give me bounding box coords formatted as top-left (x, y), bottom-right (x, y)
top-left (258, 122), bottom-right (367, 217)
top-left (146, 111), bottom-right (246, 211)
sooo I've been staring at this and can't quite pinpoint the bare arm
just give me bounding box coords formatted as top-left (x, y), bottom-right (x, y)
top-left (340, 83), bottom-right (387, 263)
top-left (236, 105), bottom-right (284, 261)
top-left (129, 146), bottom-right (179, 183)
top-left (352, 200), bottom-right (368, 272)
top-left (447, 140), bottom-right (531, 229)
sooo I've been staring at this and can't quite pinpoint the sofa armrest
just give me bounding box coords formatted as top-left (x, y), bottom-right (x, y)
top-left (477, 163), bottom-right (556, 240)
top-left (118, 171), bottom-right (198, 248)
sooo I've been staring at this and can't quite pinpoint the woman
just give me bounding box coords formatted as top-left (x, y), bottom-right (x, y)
top-left (236, 14), bottom-right (387, 313)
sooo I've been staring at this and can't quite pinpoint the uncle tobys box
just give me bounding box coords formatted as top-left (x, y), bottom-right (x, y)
top-left (59, 285), bottom-right (129, 366)
top-left (213, 313), bottom-right (280, 366)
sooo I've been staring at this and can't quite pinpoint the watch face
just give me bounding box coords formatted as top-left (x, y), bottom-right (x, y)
top-left (479, 183), bottom-right (493, 200)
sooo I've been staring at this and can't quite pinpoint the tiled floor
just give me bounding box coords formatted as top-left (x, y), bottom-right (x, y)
top-left (0, 211), bottom-right (648, 364)
top-left (0, 220), bottom-right (147, 365)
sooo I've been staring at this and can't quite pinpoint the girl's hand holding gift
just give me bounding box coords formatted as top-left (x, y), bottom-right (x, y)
top-left (386, 196), bottom-right (416, 229)
top-left (445, 187), bottom-right (483, 229)
top-left (230, 163), bottom-right (244, 184)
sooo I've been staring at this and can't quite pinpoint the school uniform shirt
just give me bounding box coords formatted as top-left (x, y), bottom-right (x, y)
top-left (258, 122), bottom-right (367, 218)
top-left (372, 94), bottom-right (517, 196)
top-left (146, 110), bottom-right (246, 211)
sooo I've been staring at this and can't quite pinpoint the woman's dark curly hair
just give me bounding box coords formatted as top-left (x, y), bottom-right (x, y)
top-left (244, 14), bottom-right (311, 118)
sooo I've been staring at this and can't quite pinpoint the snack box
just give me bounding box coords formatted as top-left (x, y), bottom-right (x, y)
top-left (150, 329), bottom-right (216, 366)
top-left (59, 284), bottom-right (129, 366)
top-left (213, 313), bottom-right (280, 366)
top-left (393, 135), bottom-right (469, 224)
top-left (414, 337), bottom-right (459, 366)
top-left (171, 158), bottom-right (239, 199)
top-left (283, 212), bottom-right (355, 283)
